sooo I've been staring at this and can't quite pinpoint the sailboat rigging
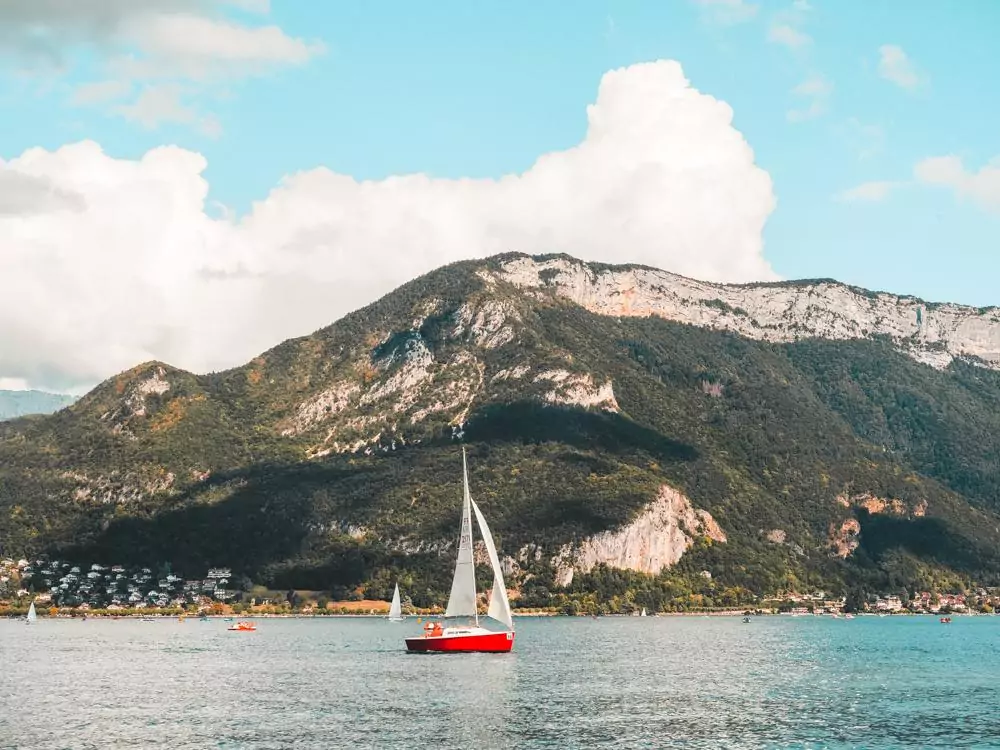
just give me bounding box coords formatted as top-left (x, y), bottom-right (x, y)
top-left (405, 447), bottom-right (515, 653)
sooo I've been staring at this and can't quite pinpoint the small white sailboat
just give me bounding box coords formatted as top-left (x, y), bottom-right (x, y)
top-left (26, 601), bottom-right (37, 623)
top-left (404, 447), bottom-right (514, 653)
top-left (388, 582), bottom-right (405, 622)
top-left (640, 608), bottom-right (647, 617)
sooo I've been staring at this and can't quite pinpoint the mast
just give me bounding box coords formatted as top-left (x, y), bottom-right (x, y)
top-left (444, 446), bottom-right (478, 621)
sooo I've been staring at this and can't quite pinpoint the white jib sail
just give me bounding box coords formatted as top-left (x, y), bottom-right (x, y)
top-left (470, 497), bottom-right (514, 631)
top-left (27, 601), bottom-right (36, 621)
top-left (389, 583), bottom-right (402, 619)
top-left (444, 448), bottom-right (478, 618)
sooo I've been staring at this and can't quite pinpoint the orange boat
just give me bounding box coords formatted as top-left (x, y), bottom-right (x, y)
top-left (939, 617), bottom-right (952, 624)
top-left (227, 620), bottom-right (257, 632)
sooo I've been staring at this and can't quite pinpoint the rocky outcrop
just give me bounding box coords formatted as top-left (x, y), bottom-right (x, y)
top-left (830, 518), bottom-right (861, 558)
top-left (765, 529), bottom-right (787, 544)
top-left (68, 469), bottom-right (175, 506)
top-left (534, 370), bottom-right (619, 411)
top-left (836, 492), bottom-right (925, 517)
top-left (282, 381), bottom-right (360, 436)
top-left (99, 365), bottom-right (172, 438)
top-left (452, 298), bottom-right (518, 350)
top-left (496, 256), bottom-right (1000, 370)
top-left (553, 484), bottom-right (726, 586)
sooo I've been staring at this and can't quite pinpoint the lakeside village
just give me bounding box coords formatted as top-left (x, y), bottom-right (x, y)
top-left (3, 557), bottom-right (999, 618)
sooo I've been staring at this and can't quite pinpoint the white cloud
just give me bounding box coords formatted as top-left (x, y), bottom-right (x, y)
top-left (113, 84), bottom-right (221, 136)
top-left (224, 0), bottom-right (270, 11)
top-left (915, 155), bottom-right (1000, 213)
top-left (787, 74), bottom-right (831, 122)
top-left (768, 24), bottom-right (812, 49)
top-left (877, 45), bottom-right (922, 90)
top-left (835, 181), bottom-right (900, 202)
top-left (0, 164), bottom-right (85, 215)
top-left (71, 79), bottom-right (133, 105)
top-left (114, 13), bottom-right (324, 80)
top-left (0, 1), bottom-right (323, 131)
top-left (0, 60), bottom-right (777, 392)
top-left (694, 0), bottom-right (759, 25)
top-left (0, 378), bottom-right (31, 391)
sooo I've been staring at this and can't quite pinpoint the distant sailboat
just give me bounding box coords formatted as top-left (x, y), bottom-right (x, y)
top-left (640, 608), bottom-right (647, 617)
top-left (405, 448), bottom-right (514, 653)
top-left (26, 601), bottom-right (37, 623)
top-left (388, 583), bottom-right (405, 622)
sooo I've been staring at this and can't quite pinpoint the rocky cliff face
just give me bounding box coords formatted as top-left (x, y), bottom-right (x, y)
top-left (493, 256), bottom-right (1000, 371)
top-left (553, 484), bottom-right (726, 585)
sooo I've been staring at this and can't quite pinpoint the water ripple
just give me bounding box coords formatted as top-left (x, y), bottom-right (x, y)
top-left (2, 616), bottom-right (998, 748)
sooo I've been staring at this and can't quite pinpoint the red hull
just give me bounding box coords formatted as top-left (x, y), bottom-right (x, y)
top-left (405, 630), bottom-right (514, 653)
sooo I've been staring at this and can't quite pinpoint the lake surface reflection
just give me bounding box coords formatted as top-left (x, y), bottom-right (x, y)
top-left (3, 615), bottom-right (997, 749)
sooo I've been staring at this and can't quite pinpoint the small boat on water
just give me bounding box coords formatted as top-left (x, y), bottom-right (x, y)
top-left (228, 620), bottom-right (257, 632)
top-left (940, 616), bottom-right (952, 624)
top-left (25, 601), bottom-right (37, 624)
top-left (742, 616), bottom-right (751, 623)
top-left (388, 582), bottom-right (405, 622)
top-left (640, 608), bottom-right (647, 617)
top-left (405, 448), bottom-right (514, 654)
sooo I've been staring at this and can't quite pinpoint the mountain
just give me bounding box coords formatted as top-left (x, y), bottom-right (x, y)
top-left (3, 252), bottom-right (1000, 611)
top-left (0, 390), bottom-right (76, 421)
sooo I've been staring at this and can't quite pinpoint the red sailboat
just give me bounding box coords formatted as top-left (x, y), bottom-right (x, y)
top-left (405, 448), bottom-right (515, 653)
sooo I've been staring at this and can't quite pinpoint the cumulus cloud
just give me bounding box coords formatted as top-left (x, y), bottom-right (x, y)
top-left (915, 155), bottom-right (1000, 213)
top-left (0, 0), bottom-right (323, 131)
top-left (0, 60), bottom-right (777, 393)
top-left (0, 164), bottom-right (85, 215)
top-left (835, 181), bottom-right (900, 202)
top-left (787, 74), bottom-right (831, 122)
top-left (877, 45), bottom-right (922, 90)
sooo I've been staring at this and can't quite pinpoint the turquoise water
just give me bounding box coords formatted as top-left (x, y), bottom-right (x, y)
top-left (2, 615), bottom-right (998, 749)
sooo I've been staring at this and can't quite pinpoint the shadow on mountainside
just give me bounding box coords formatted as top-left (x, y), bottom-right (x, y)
top-left (464, 401), bottom-right (699, 465)
top-left (54, 462), bottom-right (380, 579)
top-left (856, 510), bottom-right (1000, 578)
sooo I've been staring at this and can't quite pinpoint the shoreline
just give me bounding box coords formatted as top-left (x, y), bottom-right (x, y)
top-left (5, 609), bottom-right (990, 620)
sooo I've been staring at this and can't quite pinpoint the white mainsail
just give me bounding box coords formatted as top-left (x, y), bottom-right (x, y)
top-left (470, 497), bottom-right (514, 631)
top-left (444, 448), bottom-right (478, 619)
top-left (26, 601), bottom-right (36, 622)
top-left (388, 582), bottom-right (404, 621)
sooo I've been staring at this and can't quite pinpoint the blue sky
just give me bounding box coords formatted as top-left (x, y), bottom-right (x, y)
top-left (3, 0), bottom-right (998, 304)
top-left (1, 0), bottom-right (999, 391)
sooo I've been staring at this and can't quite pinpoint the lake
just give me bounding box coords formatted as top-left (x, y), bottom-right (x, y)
top-left (2, 615), bottom-right (997, 749)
